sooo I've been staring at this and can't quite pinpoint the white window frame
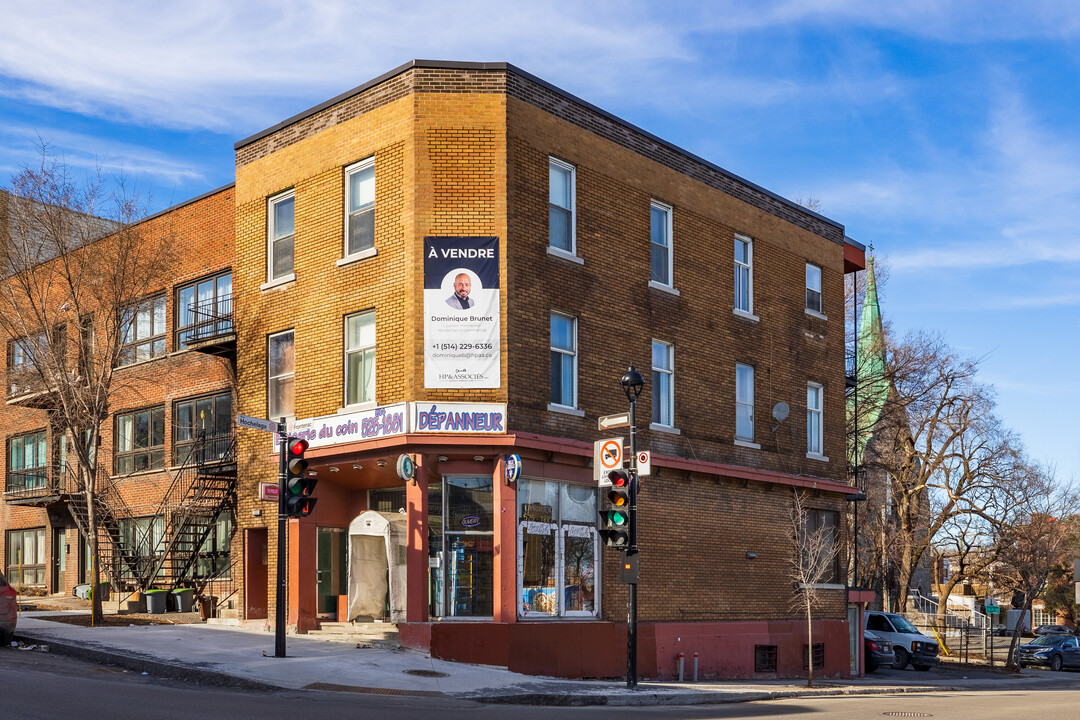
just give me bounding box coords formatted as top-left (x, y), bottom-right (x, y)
top-left (648, 200), bottom-right (678, 294)
top-left (548, 312), bottom-right (581, 415)
top-left (807, 382), bottom-right (827, 460)
top-left (343, 310), bottom-right (376, 409)
top-left (650, 340), bottom-right (677, 432)
top-left (547, 157), bottom-right (579, 263)
top-left (268, 330), bottom-right (295, 421)
top-left (265, 190), bottom-right (296, 287)
top-left (516, 479), bottom-right (600, 620)
top-left (340, 157), bottom-right (377, 265)
top-left (805, 263), bottom-right (826, 319)
top-left (735, 363), bottom-right (757, 447)
top-left (734, 234), bottom-right (757, 320)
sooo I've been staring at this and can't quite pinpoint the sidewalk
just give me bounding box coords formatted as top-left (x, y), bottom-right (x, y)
top-left (9, 612), bottom-right (1075, 707)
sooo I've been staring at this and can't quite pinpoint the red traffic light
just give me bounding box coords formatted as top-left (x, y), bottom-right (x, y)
top-left (288, 438), bottom-right (309, 456)
top-left (607, 469), bottom-right (630, 488)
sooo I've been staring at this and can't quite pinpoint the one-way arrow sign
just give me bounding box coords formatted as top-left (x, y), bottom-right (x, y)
top-left (597, 412), bottom-right (631, 431)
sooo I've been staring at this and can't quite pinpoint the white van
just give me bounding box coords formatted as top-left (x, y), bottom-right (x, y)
top-left (865, 611), bottom-right (940, 670)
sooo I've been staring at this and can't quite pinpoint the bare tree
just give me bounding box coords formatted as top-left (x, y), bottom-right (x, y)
top-left (788, 490), bottom-right (841, 687)
top-left (997, 464), bottom-right (1079, 668)
top-left (0, 145), bottom-right (177, 623)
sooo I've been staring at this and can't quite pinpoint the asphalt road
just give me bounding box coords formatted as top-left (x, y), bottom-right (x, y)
top-left (5, 645), bottom-right (1080, 719)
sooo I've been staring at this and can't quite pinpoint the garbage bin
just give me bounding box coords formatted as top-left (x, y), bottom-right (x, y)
top-left (145, 589), bottom-right (168, 614)
top-left (171, 588), bottom-right (194, 613)
top-left (198, 595), bottom-right (217, 620)
top-left (87, 582), bottom-right (110, 602)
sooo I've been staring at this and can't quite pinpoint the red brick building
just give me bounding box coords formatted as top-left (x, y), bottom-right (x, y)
top-left (2, 60), bottom-right (868, 680)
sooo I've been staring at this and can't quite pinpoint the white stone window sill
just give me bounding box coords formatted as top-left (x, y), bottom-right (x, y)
top-left (648, 280), bottom-right (680, 296)
top-left (733, 308), bottom-right (759, 323)
top-left (547, 246), bottom-right (584, 265)
top-left (337, 401), bottom-right (377, 414)
top-left (806, 452), bottom-right (830, 462)
top-left (337, 248), bottom-right (378, 267)
top-left (798, 582), bottom-right (846, 590)
top-left (734, 438), bottom-right (760, 449)
top-left (805, 308), bottom-right (828, 321)
top-left (261, 273), bottom-right (296, 291)
top-left (650, 423), bottom-right (681, 435)
top-left (547, 403), bottom-right (585, 417)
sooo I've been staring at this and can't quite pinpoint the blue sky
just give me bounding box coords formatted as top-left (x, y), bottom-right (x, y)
top-left (3, 1), bottom-right (1078, 480)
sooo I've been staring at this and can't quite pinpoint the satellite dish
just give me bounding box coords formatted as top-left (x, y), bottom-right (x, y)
top-left (772, 402), bottom-right (789, 423)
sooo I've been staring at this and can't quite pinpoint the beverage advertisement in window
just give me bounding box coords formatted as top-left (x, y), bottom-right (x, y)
top-left (424, 236), bottom-right (500, 388)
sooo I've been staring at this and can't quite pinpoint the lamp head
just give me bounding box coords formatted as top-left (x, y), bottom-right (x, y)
top-left (621, 365), bottom-right (644, 401)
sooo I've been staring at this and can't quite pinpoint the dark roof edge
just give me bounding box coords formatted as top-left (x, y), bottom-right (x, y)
top-left (233, 59), bottom-right (843, 233)
top-left (844, 235), bottom-right (866, 251)
top-left (140, 182), bottom-right (236, 225)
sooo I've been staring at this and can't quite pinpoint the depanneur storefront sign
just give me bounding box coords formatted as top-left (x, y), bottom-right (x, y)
top-left (274, 402), bottom-right (506, 450)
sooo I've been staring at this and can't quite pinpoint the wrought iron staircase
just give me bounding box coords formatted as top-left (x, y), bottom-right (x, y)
top-left (65, 432), bottom-right (238, 593)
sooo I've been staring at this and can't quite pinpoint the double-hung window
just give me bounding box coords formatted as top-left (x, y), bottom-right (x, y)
top-left (807, 383), bottom-right (824, 457)
top-left (806, 263), bottom-right (823, 315)
top-left (268, 190), bottom-right (295, 282)
top-left (7, 431), bottom-right (47, 492)
top-left (549, 158), bottom-right (575, 254)
top-left (802, 509), bottom-right (840, 583)
top-left (549, 313), bottom-right (577, 409)
top-left (115, 406), bottom-right (165, 474)
top-left (176, 272), bottom-right (232, 348)
top-left (735, 363), bottom-right (755, 443)
top-left (344, 159), bottom-right (375, 258)
top-left (650, 200), bottom-right (673, 288)
top-left (268, 331), bottom-right (294, 419)
top-left (173, 392), bottom-right (232, 465)
top-left (120, 296), bottom-right (166, 365)
top-left (518, 479), bottom-right (599, 618)
top-left (344, 311), bottom-right (375, 407)
top-left (734, 235), bottom-right (753, 315)
top-left (651, 341), bottom-right (674, 427)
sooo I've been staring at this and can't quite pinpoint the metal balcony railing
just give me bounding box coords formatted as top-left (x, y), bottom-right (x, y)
top-left (3, 468), bottom-right (58, 500)
top-left (176, 294), bottom-right (234, 348)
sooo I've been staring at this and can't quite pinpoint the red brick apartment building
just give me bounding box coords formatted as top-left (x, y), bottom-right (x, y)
top-left (2, 60), bottom-right (868, 680)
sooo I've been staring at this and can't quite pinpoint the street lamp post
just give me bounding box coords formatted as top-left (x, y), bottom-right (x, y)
top-left (620, 365), bottom-right (644, 690)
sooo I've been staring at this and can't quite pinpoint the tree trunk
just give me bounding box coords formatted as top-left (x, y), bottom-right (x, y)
top-left (1006, 594), bottom-right (1032, 668)
top-left (83, 465), bottom-right (104, 626)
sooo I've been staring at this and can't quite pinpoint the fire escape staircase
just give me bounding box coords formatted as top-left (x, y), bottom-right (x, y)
top-left (65, 433), bottom-right (237, 593)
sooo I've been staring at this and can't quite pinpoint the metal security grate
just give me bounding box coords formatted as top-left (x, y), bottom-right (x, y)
top-left (755, 645), bottom-right (778, 673)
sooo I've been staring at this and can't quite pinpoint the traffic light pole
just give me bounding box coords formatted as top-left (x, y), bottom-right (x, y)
top-left (275, 420), bottom-right (287, 658)
top-left (626, 392), bottom-right (639, 690)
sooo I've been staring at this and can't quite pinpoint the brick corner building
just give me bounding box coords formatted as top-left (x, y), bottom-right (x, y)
top-left (3, 60), bottom-right (869, 681)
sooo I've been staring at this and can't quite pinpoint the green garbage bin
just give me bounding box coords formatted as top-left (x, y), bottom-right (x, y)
top-left (145, 589), bottom-right (168, 614)
top-left (171, 588), bottom-right (194, 613)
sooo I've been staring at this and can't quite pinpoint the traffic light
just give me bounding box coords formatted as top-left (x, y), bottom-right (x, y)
top-left (283, 438), bottom-right (317, 517)
top-left (598, 468), bottom-right (632, 549)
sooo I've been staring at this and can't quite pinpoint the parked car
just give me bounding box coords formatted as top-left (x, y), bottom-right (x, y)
top-left (1034, 624), bottom-right (1075, 637)
top-left (865, 610), bottom-right (940, 671)
top-left (0, 570), bottom-right (16, 644)
top-left (1017, 634), bottom-right (1080, 671)
top-left (864, 628), bottom-right (896, 673)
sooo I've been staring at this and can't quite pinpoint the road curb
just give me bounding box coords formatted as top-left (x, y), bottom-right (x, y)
top-left (13, 631), bottom-right (283, 693)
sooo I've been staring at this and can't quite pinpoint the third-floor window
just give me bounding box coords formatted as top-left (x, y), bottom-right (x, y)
top-left (344, 159), bottom-right (375, 258)
top-left (268, 190), bottom-right (295, 282)
top-left (549, 158), bottom-right (576, 254)
top-left (650, 200), bottom-right (673, 288)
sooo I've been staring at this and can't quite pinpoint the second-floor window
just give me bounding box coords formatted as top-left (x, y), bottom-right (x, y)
top-left (345, 311), bottom-right (375, 406)
top-left (807, 383), bottom-right (823, 456)
top-left (120, 296), bottom-right (166, 365)
top-left (652, 341), bottom-right (674, 427)
top-left (650, 200), bottom-right (673, 287)
top-left (174, 392), bottom-right (233, 465)
top-left (734, 235), bottom-right (753, 314)
top-left (549, 158), bottom-right (575, 254)
top-left (8, 431), bottom-right (47, 491)
top-left (176, 272), bottom-right (233, 348)
top-left (550, 312), bottom-right (577, 409)
top-left (268, 330), bottom-right (294, 419)
top-left (268, 190), bottom-right (295, 281)
top-left (345, 159), bottom-right (375, 258)
top-left (7, 332), bottom-right (46, 395)
top-left (736, 363), bottom-right (755, 442)
top-left (115, 406), bottom-right (165, 475)
top-left (806, 263), bottom-right (823, 315)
